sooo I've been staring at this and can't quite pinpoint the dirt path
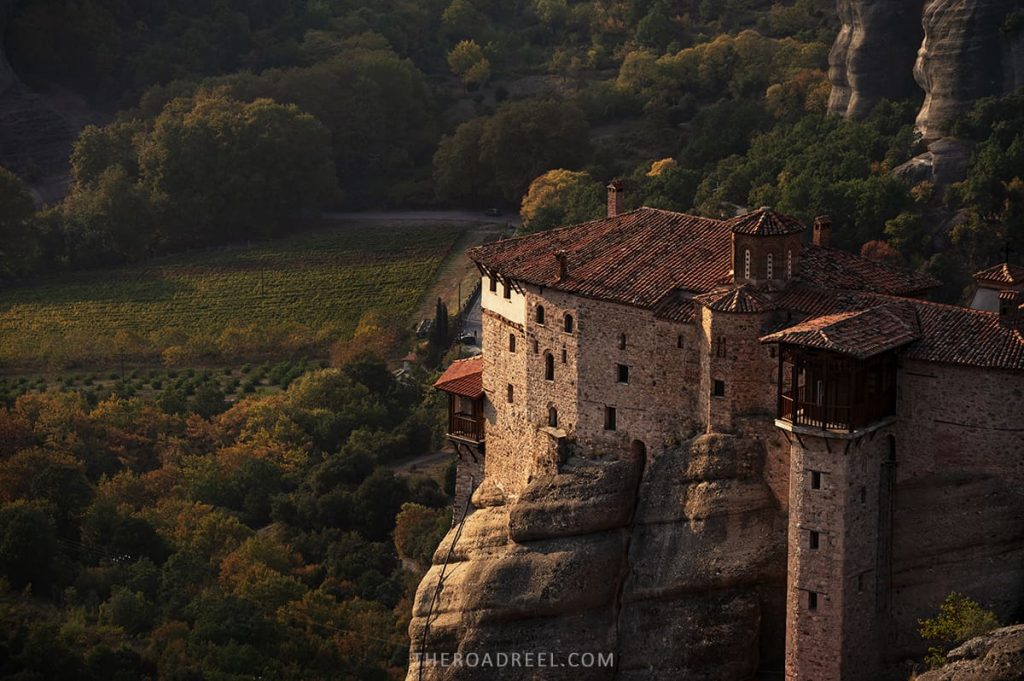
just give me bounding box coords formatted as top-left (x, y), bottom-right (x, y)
top-left (413, 223), bottom-right (504, 323)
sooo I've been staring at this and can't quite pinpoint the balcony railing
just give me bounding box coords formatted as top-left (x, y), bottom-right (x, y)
top-left (449, 413), bottom-right (484, 443)
top-left (779, 389), bottom-right (894, 433)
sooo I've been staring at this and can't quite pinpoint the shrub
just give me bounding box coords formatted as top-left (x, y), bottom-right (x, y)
top-left (918, 592), bottom-right (1000, 668)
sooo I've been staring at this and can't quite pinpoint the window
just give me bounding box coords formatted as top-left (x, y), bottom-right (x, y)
top-left (618, 333), bottom-right (627, 350)
top-left (677, 335), bottom-right (684, 349)
top-left (810, 470), bottom-right (822, 490)
top-left (548, 406), bottom-right (558, 428)
top-left (716, 337), bottom-right (727, 358)
top-left (617, 364), bottom-right (629, 384)
top-left (507, 384), bottom-right (514, 403)
top-left (808, 591), bottom-right (818, 611)
top-left (564, 314), bottom-right (574, 333)
top-left (809, 530), bottom-right (820, 550)
top-left (860, 486), bottom-right (867, 504)
top-left (509, 334), bottom-right (517, 352)
top-left (561, 348), bottom-right (567, 363)
top-left (544, 353), bottom-right (555, 381)
top-left (532, 339), bottom-right (539, 354)
top-left (767, 253), bottom-right (774, 280)
top-left (489, 276), bottom-right (497, 293)
top-left (713, 380), bottom-right (726, 398)
top-left (787, 250), bottom-right (793, 278)
top-left (744, 249), bottom-right (751, 279)
top-left (536, 305), bottom-right (545, 325)
top-left (604, 406), bottom-right (617, 431)
top-left (503, 282), bottom-right (511, 299)
top-left (857, 573), bottom-right (865, 594)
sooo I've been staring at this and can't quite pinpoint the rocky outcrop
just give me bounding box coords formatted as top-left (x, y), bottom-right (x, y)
top-left (0, 1), bottom-right (76, 200)
top-left (915, 0), bottom-right (1024, 140)
top-left (828, 0), bottom-right (926, 119)
top-left (829, 1), bottom-right (1024, 140)
top-left (406, 434), bottom-right (787, 681)
top-left (915, 624), bottom-right (1024, 681)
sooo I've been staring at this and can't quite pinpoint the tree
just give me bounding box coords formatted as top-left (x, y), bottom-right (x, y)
top-left (61, 165), bottom-right (156, 266)
top-left (447, 40), bottom-right (491, 88)
top-left (394, 503), bottom-right (449, 571)
top-left (0, 167), bottom-right (39, 280)
top-left (919, 592), bottom-right (1000, 668)
top-left (519, 169), bottom-right (604, 232)
top-left (0, 501), bottom-right (57, 591)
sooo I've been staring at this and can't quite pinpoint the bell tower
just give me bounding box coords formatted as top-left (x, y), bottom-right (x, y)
top-left (728, 207), bottom-right (805, 286)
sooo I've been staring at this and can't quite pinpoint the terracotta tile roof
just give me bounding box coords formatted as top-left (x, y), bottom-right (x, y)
top-left (761, 302), bottom-right (922, 359)
top-left (766, 287), bottom-right (1024, 369)
top-left (651, 290), bottom-right (697, 323)
top-left (469, 208), bottom-right (936, 312)
top-left (974, 262), bottom-right (1024, 287)
top-left (433, 356), bottom-right (483, 398)
top-left (798, 245), bottom-right (939, 295)
top-left (469, 208), bottom-right (731, 309)
top-left (727, 207), bottom-right (805, 236)
top-left (694, 285), bottom-right (775, 313)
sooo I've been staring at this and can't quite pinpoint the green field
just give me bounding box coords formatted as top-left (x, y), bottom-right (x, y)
top-left (0, 222), bottom-right (467, 371)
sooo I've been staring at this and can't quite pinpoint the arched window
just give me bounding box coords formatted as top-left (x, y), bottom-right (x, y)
top-left (548, 406), bottom-right (558, 428)
top-left (744, 249), bottom-right (751, 279)
top-left (619, 333), bottom-right (627, 350)
top-left (509, 334), bottom-right (516, 352)
top-left (564, 314), bottom-right (574, 333)
top-left (787, 250), bottom-right (793, 278)
top-left (536, 305), bottom-right (545, 324)
top-left (544, 352), bottom-right (555, 381)
top-left (767, 253), bottom-right (774, 280)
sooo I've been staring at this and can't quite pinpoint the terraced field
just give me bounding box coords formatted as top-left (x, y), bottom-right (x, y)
top-left (0, 222), bottom-right (467, 371)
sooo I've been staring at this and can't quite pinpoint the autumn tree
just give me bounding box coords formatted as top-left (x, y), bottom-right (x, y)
top-left (520, 169), bottom-right (603, 232)
top-left (447, 40), bottom-right (492, 88)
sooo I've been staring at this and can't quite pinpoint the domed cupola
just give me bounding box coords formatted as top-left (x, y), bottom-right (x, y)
top-left (727, 207), bottom-right (805, 286)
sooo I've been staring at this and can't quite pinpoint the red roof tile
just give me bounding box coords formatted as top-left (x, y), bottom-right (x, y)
top-left (433, 356), bottom-right (483, 398)
top-left (469, 208), bottom-right (935, 311)
top-left (694, 285), bottom-right (775, 313)
top-left (767, 287), bottom-right (1024, 370)
top-left (974, 262), bottom-right (1024, 287)
top-left (760, 302), bottom-right (921, 359)
top-left (727, 207), bottom-right (805, 236)
top-left (798, 245), bottom-right (938, 295)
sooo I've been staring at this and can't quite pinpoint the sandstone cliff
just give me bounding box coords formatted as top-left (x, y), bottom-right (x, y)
top-left (0, 1), bottom-right (76, 201)
top-left (915, 624), bottom-right (1024, 681)
top-left (829, 0), bottom-right (1024, 141)
top-left (406, 434), bottom-right (788, 681)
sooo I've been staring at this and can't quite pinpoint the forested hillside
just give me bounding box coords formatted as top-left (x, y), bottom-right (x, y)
top-left (0, 0), bottom-right (1020, 298)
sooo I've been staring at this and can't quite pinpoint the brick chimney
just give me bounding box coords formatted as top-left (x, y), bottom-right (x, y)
top-left (607, 179), bottom-right (626, 218)
top-left (555, 250), bottom-right (569, 281)
top-left (813, 215), bottom-right (832, 247)
top-left (998, 289), bottom-right (1022, 326)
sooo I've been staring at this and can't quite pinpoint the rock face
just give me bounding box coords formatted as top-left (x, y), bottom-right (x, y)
top-left (406, 434), bottom-right (787, 681)
top-left (915, 624), bottom-right (1024, 681)
top-left (0, 1), bottom-right (76, 199)
top-left (915, 0), bottom-right (1024, 139)
top-left (828, 0), bottom-right (926, 119)
top-left (829, 0), bottom-right (1024, 141)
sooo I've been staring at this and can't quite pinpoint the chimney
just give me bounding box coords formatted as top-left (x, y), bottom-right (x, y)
top-left (813, 215), bottom-right (832, 247)
top-left (998, 289), bottom-right (1022, 326)
top-left (555, 250), bottom-right (569, 281)
top-left (607, 179), bottom-right (625, 218)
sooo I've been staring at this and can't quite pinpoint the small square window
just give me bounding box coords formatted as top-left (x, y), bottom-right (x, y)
top-left (810, 471), bottom-right (821, 490)
top-left (713, 380), bottom-right (726, 398)
top-left (617, 364), bottom-right (629, 384)
top-left (809, 530), bottom-right (820, 550)
top-left (509, 334), bottom-right (517, 353)
top-left (808, 591), bottom-right (818, 611)
top-left (618, 334), bottom-right (627, 350)
top-left (604, 406), bottom-right (617, 431)
top-left (677, 335), bottom-right (685, 349)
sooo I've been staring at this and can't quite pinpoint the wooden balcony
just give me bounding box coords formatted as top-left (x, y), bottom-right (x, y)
top-left (776, 346), bottom-right (897, 433)
top-left (449, 412), bottom-right (484, 443)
